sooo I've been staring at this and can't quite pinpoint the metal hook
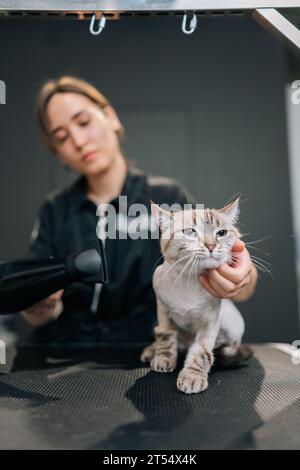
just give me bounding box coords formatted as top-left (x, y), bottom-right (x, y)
top-left (182, 12), bottom-right (197, 35)
top-left (89, 14), bottom-right (106, 35)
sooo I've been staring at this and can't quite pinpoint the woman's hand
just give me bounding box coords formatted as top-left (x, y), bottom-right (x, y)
top-left (21, 290), bottom-right (64, 327)
top-left (199, 240), bottom-right (257, 302)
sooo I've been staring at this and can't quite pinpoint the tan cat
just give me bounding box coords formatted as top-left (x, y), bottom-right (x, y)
top-left (141, 197), bottom-right (251, 394)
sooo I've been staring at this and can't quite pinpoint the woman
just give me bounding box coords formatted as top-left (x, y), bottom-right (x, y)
top-left (22, 76), bottom-right (257, 343)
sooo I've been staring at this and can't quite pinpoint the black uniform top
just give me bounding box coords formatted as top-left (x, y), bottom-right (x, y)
top-left (29, 166), bottom-right (192, 343)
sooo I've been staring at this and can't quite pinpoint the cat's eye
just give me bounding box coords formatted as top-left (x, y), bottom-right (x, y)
top-left (217, 230), bottom-right (228, 237)
top-left (182, 228), bottom-right (196, 238)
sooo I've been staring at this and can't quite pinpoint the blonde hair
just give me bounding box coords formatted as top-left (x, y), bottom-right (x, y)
top-left (35, 76), bottom-right (122, 151)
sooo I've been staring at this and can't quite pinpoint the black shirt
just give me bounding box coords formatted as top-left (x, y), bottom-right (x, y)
top-left (29, 166), bottom-right (192, 343)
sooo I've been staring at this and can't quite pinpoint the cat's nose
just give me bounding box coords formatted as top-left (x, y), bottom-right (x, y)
top-left (206, 244), bottom-right (216, 253)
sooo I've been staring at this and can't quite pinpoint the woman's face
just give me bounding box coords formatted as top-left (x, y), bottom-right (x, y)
top-left (45, 92), bottom-right (123, 176)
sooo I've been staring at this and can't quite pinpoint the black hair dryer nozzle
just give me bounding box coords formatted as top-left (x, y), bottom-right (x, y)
top-left (0, 239), bottom-right (108, 314)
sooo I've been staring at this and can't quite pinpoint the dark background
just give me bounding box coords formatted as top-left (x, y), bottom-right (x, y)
top-left (0, 14), bottom-right (299, 342)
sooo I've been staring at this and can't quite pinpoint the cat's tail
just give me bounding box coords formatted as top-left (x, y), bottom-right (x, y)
top-left (214, 343), bottom-right (253, 368)
top-left (140, 342), bottom-right (156, 363)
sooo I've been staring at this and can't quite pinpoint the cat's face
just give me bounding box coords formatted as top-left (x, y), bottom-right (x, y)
top-left (153, 198), bottom-right (241, 273)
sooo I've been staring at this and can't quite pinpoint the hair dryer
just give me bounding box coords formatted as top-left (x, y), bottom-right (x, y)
top-left (0, 239), bottom-right (108, 314)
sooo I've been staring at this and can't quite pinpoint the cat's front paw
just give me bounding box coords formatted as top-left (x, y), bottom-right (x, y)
top-left (177, 369), bottom-right (208, 394)
top-left (151, 353), bottom-right (177, 372)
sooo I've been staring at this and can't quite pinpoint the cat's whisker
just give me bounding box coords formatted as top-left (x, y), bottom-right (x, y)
top-left (192, 259), bottom-right (197, 280)
top-left (237, 221), bottom-right (247, 228)
top-left (251, 259), bottom-right (274, 279)
top-left (241, 247), bottom-right (273, 276)
top-left (189, 257), bottom-right (197, 280)
top-left (171, 261), bottom-right (190, 291)
top-left (192, 257), bottom-right (199, 279)
top-left (152, 255), bottom-right (165, 273)
top-left (250, 254), bottom-right (271, 267)
top-left (240, 232), bottom-right (251, 238)
top-left (248, 259), bottom-right (274, 279)
top-left (194, 258), bottom-right (200, 278)
top-left (170, 257), bottom-right (194, 291)
top-left (245, 235), bottom-right (273, 245)
top-left (161, 253), bottom-right (191, 279)
top-left (252, 261), bottom-right (271, 276)
top-left (246, 244), bottom-right (270, 256)
top-left (253, 265), bottom-right (273, 279)
top-left (251, 258), bottom-right (268, 270)
top-left (196, 259), bottom-right (202, 279)
top-left (167, 256), bottom-right (191, 284)
top-left (187, 258), bottom-right (196, 287)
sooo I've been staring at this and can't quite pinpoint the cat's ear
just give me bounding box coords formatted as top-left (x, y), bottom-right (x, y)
top-left (150, 201), bottom-right (173, 230)
top-left (219, 195), bottom-right (240, 224)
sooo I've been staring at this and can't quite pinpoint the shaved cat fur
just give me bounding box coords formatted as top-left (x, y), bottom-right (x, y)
top-left (141, 197), bottom-right (252, 394)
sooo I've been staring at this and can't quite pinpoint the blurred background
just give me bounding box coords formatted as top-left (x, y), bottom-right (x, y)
top-left (0, 11), bottom-right (299, 343)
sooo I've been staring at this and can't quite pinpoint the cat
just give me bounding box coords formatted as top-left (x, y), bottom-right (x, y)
top-left (141, 197), bottom-right (252, 394)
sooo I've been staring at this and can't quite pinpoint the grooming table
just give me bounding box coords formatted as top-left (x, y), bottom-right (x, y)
top-left (0, 343), bottom-right (299, 450)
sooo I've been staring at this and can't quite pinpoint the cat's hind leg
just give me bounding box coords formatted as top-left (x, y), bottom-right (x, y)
top-left (214, 300), bottom-right (252, 366)
top-left (214, 342), bottom-right (253, 367)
